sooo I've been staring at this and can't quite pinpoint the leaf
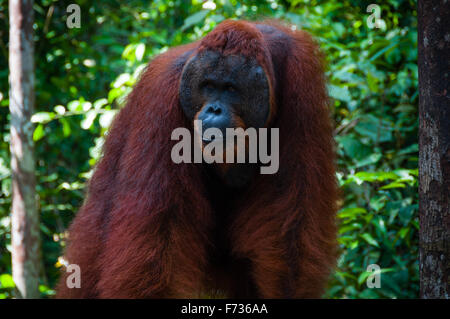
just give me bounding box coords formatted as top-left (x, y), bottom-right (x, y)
top-left (113, 73), bottom-right (131, 88)
top-left (397, 143), bottom-right (418, 155)
top-left (82, 101), bottom-right (92, 112)
top-left (398, 227), bottom-right (409, 239)
top-left (67, 100), bottom-right (82, 112)
top-left (338, 207), bottom-right (367, 219)
top-left (369, 41), bottom-right (399, 62)
top-left (99, 110), bottom-right (117, 128)
top-left (181, 10), bottom-right (209, 31)
top-left (59, 118), bottom-right (71, 137)
top-left (361, 233), bottom-right (379, 247)
top-left (81, 110), bottom-right (97, 130)
top-left (0, 274), bottom-right (15, 288)
top-left (337, 135), bottom-right (371, 160)
top-left (380, 181), bottom-right (406, 190)
top-left (328, 84), bottom-right (352, 102)
top-left (122, 43), bottom-right (135, 60)
top-left (355, 153), bottom-right (382, 168)
top-left (108, 87), bottom-right (123, 103)
top-left (135, 43), bottom-right (146, 61)
top-left (367, 72), bottom-right (379, 92)
top-left (93, 98), bottom-right (108, 110)
top-left (209, 14), bottom-right (225, 23)
top-left (54, 105), bottom-right (66, 115)
top-left (33, 124), bottom-right (45, 141)
top-left (354, 115), bottom-right (392, 143)
top-left (31, 112), bottom-right (54, 124)
top-left (354, 171), bottom-right (398, 182)
top-left (370, 195), bottom-right (387, 212)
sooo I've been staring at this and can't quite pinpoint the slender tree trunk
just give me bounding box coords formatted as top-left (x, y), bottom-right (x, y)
top-left (9, 0), bottom-right (40, 298)
top-left (418, 0), bottom-right (450, 299)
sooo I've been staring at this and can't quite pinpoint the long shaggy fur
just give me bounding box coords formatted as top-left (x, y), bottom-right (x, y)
top-left (56, 20), bottom-right (338, 299)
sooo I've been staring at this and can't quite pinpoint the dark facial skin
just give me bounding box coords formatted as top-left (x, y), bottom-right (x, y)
top-left (179, 50), bottom-right (271, 187)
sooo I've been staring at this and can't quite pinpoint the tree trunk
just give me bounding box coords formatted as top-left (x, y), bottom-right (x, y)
top-left (418, 0), bottom-right (450, 299)
top-left (9, 0), bottom-right (40, 298)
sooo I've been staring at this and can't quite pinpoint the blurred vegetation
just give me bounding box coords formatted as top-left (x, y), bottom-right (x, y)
top-left (0, 0), bottom-right (418, 298)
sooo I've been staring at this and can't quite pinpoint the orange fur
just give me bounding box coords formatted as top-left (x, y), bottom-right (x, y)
top-left (56, 20), bottom-right (338, 299)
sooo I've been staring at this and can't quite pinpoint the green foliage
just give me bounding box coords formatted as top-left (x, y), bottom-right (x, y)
top-left (0, 0), bottom-right (418, 298)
